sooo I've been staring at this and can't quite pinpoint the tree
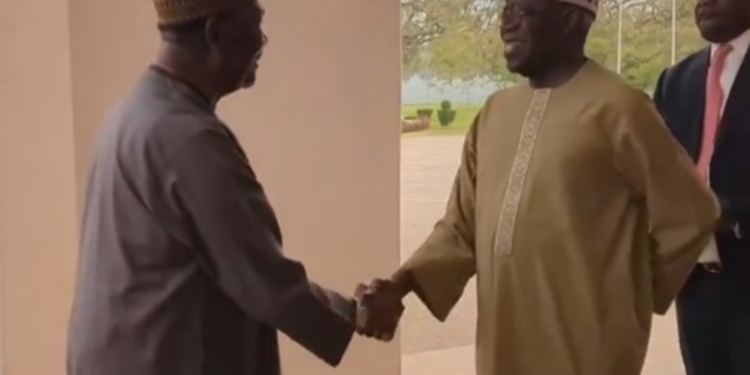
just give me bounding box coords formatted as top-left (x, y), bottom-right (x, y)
top-left (588, 0), bottom-right (705, 89)
top-left (402, 0), bottom-right (510, 82)
top-left (402, 0), bottom-right (449, 78)
top-left (402, 0), bottom-right (706, 90)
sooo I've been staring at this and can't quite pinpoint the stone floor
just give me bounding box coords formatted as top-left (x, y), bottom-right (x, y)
top-left (400, 135), bottom-right (474, 355)
top-left (399, 135), bottom-right (685, 375)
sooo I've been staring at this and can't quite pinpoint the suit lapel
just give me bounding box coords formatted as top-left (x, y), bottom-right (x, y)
top-left (686, 48), bottom-right (711, 160)
top-left (716, 48), bottom-right (750, 147)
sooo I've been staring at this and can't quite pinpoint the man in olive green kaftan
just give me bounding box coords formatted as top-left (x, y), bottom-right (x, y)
top-left (401, 60), bottom-right (718, 375)
top-left (359, 0), bottom-right (720, 374)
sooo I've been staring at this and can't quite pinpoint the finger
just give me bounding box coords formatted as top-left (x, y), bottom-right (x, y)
top-left (375, 328), bottom-right (396, 342)
top-left (360, 291), bottom-right (378, 305)
top-left (358, 327), bottom-right (376, 338)
top-left (354, 283), bottom-right (369, 299)
top-left (370, 278), bottom-right (390, 290)
top-left (381, 331), bottom-right (395, 342)
top-left (362, 285), bottom-right (379, 296)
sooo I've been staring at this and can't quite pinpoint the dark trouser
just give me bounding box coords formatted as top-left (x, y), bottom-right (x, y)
top-left (676, 241), bottom-right (750, 375)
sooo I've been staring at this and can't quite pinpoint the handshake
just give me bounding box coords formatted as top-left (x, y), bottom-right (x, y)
top-left (351, 278), bottom-right (408, 342)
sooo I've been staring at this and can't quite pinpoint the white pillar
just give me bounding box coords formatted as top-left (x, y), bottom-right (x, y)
top-left (0, 0), bottom-right (79, 373)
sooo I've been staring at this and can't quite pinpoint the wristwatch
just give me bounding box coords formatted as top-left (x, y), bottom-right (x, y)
top-left (355, 298), bottom-right (368, 328)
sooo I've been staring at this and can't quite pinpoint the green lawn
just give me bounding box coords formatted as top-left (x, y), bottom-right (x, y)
top-left (401, 104), bottom-right (482, 137)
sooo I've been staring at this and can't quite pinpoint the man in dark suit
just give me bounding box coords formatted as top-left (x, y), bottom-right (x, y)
top-left (653, 1), bottom-right (750, 374)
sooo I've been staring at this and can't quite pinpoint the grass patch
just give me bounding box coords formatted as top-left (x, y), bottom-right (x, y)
top-left (401, 104), bottom-right (482, 137)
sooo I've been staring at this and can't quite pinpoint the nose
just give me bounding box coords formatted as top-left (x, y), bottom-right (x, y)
top-left (500, 8), bottom-right (521, 32)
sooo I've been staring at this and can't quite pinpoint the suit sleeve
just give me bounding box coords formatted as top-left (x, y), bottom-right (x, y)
top-left (719, 196), bottom-right (750, 240)
top-left (652, 68), bottom-right (669, 115)
top-left (606, 95), bottom-right (720, 315)
top-left (397, 112), bottom-right (480, 322)
top-left (653, 67), bottom-right (750, 239)
top-left (165, 128), bottom-right (355, 367)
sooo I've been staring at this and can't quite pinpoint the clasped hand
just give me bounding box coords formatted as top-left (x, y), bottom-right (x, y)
top-left (353, 279), bottom-right (405, 342)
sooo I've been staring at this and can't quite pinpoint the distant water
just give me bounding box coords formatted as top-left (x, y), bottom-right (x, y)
top-left (401, 77), bottom-right (500, 105)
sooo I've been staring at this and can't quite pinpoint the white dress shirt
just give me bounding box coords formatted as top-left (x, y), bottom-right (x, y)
top-left (698, 28), bottom-right (750, 264)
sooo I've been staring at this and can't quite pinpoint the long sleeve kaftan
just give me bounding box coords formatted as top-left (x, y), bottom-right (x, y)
top-left (67, 69), bottom-right (355, 375)
top-left (400, 61), bottom-right (719, 375)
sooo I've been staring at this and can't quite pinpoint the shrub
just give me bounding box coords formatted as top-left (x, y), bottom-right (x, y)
top-left (416, 108), bottom-right (434, 119)
top-left (437, 100), bottom-right (456, 127)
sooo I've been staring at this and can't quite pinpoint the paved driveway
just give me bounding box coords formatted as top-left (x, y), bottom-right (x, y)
top-left (400, 135), bottom-right (475, 354)
top-left (399, 135), bottom-right (685, 375)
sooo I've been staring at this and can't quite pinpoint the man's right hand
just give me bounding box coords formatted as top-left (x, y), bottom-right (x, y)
top-left (353, 278), bottom-right (407, 341)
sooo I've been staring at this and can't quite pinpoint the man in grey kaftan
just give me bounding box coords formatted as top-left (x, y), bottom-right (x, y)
top-left (66, 1), bottom-right (374, 374)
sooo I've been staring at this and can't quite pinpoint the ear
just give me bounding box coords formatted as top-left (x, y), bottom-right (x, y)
top-left (204, 15), bottom-right (222, 47)
top-left (561, 7), bottom-right (579, 35)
